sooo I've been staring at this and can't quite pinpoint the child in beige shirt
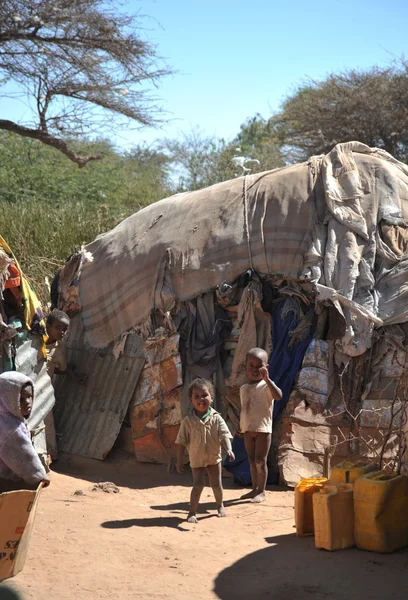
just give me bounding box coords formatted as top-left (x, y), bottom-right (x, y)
top-left (240, 348), bottom-right (282, 503)
top-left (176, 378), bottom-right (235, 523)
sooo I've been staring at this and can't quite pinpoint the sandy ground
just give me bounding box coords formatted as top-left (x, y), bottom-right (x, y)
top-left (3, 451), bottom-right (408, 600)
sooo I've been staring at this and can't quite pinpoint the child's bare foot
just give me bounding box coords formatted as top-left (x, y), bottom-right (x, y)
top-left (218, 506), bottom-right (226, 518)
top-left (251, 492), bottom-right (266, 503)
top-left (187, 513), bottom-right (198, 523)
top-left (240, 489), bottom-right (258, 500)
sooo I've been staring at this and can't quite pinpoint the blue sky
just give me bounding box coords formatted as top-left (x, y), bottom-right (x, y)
top-left (3, 0), bottom-right (408, 149)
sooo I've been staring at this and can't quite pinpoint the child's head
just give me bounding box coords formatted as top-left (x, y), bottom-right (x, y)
top-left (0, 372), bottom-right (34, 421)
top-left (245, 347), bottom-right (268, 382)
top-left (188, 378), bottom-right (214, 415)
top-left (20, 383), bottom-right (33, 419)
top-left (46, 309), bottom-right (70, 342)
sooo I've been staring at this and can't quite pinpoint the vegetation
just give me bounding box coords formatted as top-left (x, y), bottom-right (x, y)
top-left (3, 58), bottom-right (408, 305)
top-left (0, 0), bottom-right (171, 166)
top-left (274, 62), bottom-right (408, 163)
top-left (0, 132), bottom-right (171, 302)
top-left (164, 119), bottom-right (284, 192)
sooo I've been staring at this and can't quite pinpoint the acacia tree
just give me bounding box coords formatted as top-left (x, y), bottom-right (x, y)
top-left (164, 121), bottom-right (284, 192)
top-left (0, 0), bottom-right (171, 166)
top-left (234, 114), bottom-right (285, 170)
top-left (275, 63), bottom-right (408, 163)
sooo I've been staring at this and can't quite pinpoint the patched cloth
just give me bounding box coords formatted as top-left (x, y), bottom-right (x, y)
top-left (240, 381), bottom-right (274, 434)
top-left (176, 407), bottom-right (232, 468)
top-left (73, 142), bottom-right (408, 359)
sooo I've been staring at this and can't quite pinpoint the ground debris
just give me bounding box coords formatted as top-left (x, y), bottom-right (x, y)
top-left (91, 482), bottom-right (120, 494)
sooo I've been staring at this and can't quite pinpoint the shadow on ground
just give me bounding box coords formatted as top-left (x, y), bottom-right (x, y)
top-left (52, 450), bottom-right (194, 491)
top-left (53, 450), bottom-right (290, 496)
top-left (148, 497), bottom-right (287, 512)
top-left (213, 533), bottom-right (408, 600)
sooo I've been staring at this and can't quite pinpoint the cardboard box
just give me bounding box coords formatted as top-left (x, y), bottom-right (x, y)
top-left (0, 485), bottom-right (42, 582)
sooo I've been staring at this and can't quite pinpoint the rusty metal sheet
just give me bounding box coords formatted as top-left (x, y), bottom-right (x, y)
top-left (144, 333), bottom-right (179, 365)
top-left (133, 424), bottom-right (180, 464)
top-left (131, 387), bottom-right (182, 439)
top-left (132, 354), bottom-right (182, 406)
top-left (53, 316), bottom-right (145, 460)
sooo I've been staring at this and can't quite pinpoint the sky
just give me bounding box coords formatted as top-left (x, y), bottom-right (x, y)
top-left (3, 0), bottom-right (408, 150)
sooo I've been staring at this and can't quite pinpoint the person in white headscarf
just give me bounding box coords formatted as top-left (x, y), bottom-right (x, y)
top-left (0, 372), bottom-right (50, 491)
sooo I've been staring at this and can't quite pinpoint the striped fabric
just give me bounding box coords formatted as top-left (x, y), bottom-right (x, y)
top-left (77, 142), bottom-right (408, 351)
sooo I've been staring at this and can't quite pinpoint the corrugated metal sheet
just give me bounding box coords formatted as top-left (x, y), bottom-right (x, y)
top-left (14, 335), bottom-right (56, 430)
top-left (128, 333), bottom-right (182, 463)
top-left (133, 354), bottom-right (182, 406)
top-left (134, 425), bottom-right (179, 464)
top-left (131, 387), bottom-right (182, 439)
top-left (0, 333), bottom-right (55, 458)
top-left (53, 316), bottom-right (145, 460)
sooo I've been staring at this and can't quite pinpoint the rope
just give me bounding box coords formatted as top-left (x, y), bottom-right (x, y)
top-left (242, 176), bottom-right (254, 271)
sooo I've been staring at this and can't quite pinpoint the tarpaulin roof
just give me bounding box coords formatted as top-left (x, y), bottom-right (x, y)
top-left (74, 142), bottom-right (408, 357)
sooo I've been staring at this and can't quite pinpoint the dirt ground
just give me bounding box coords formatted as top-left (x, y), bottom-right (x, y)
top-left (4, 451), bottom-right (408, 600)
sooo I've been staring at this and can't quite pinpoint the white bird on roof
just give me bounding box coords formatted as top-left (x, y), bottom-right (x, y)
top-left (231, 155), bottom-right (260, 176)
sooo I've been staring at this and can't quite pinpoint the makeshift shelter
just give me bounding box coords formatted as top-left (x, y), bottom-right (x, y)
top-left (0, 237), bottom-right (55, 465)
top-left (52, 142), bottom-right (408, 485)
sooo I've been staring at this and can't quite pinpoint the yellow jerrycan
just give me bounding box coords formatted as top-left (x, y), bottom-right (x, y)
top-left (330, 461), bottom-right (378, 484)
top-left (313, 483), bottom-right (354, 550)
top-left (294, 477), bottom-right (328, 536)
top-left (354, 471), bottom-right (408, 553)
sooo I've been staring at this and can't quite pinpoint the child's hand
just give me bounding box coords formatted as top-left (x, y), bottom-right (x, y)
top-left (228, 451), bottom-right (235, 462)
top-left (176, 461), bottom-right (184, 474)
top-left (235, 431), bottom-right (243, 438)
top-left (259, 366), bottom-right (269, 382)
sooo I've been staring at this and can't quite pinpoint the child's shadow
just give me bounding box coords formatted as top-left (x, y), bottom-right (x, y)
top-left (100, 514), bottom-right (214, 530)
top-left (150, 498), bottom-right (250, 512)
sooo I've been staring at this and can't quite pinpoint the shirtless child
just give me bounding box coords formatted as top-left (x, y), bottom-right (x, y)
top-left (240, 348), bottom-right (282, 503)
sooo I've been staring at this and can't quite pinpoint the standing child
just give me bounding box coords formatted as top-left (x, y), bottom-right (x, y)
top-left (0, 372), bottom-right (50, 491)
top-left (176, 378), bottom-right (235, 523)
top-left (45, 309), bottom-right (70, 378)
top-left (240, 348), bottom-right (282, 503)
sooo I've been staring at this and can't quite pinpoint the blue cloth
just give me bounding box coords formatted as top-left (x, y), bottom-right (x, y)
top-left (225, 435), bottom-right (279, 486)
top-left (224, 300), bottom-right (315, 486)
top-left (269, 301), bottom-right (315, 418)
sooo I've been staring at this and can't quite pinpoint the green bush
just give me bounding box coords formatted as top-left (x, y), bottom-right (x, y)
top-left (0, 133), bottom-right (172, 305)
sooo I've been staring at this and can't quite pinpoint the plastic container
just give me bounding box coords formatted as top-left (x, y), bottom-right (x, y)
top-left (354, 471), bottom-right (408, 553)
top-left (313, 483), bottom-right (354, 550)
top-left (330, 461), bottom-right (378, 484)
top-left (294, 477), bottom-right (328, 536)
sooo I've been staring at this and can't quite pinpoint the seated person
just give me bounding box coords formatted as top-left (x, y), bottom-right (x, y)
top-left (0, 372), bottom-right (50, 492)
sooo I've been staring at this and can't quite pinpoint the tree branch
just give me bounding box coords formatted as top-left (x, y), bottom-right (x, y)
top-left (0, 119), bottom-right (102, 167)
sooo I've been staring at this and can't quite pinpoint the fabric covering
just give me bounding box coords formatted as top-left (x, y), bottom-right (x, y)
top-left (0, 372), bottom-right (47, 484)
top-left (223, 301), bottom-right (314, 486)
top-left (177, 292), bottom-right (231, 414)
top-left (0, 236), bottom-right (47, 357)
top-left (75, 142), bottom-right (408, 356)
top-left (268, 300), bottom-right (316, 418)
